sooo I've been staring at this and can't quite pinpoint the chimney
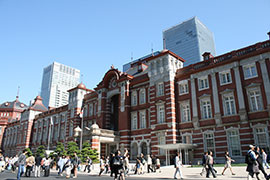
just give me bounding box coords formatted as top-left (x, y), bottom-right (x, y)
top-left (202, 52), bottom-right (214, 61)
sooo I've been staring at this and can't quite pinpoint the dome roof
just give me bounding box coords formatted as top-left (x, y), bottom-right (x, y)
top-left (77, 83), bottom-right (86, 89)
top-left (91, 123), bottom-right (99, 129)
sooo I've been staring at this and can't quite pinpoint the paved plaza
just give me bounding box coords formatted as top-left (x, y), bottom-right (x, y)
top-left (1, 165), bottom-right (270, 180)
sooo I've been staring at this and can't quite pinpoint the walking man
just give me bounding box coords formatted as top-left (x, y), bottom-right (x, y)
top-left (17, 149), bottom-right (27, 180)
top-left (174, 152), bottom-right (183, 179)
top-left (200, 152), bottom-right (208, 176)
top-left (206, 151), bottom-right (216, 178)
top-left (34, 153), bottom-right (42, 178)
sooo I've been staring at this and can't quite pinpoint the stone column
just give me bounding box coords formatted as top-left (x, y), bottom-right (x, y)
top-left (233, 66), bottom-right (247, 121)
top-left (259, 60), bottom-right (270, 109)
top-left (211, 73), bottom-right (221, 125)
top-left (191, 77), bottom-right (199, 128)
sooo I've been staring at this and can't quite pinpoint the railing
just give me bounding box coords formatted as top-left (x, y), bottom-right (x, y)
top-left (177, 40), bottom-right (270, 75)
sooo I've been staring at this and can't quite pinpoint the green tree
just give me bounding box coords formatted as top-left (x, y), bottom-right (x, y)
top-left (36, 145), bottom-right (46, 158)
top-left (81, 142), bottom-right (99, 163)
top-left (66, 142), bottom-right (79, 156)
top-left (25, 148), bottom-right (33, 157)
top-left (54, 142), bottom-right (67, 156)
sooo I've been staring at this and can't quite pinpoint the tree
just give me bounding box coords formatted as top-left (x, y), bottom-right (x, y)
top-left (66, 142), bottom-right (79, 156)
top-left (25, 148), bottom-right (33, 157)
top-left (54, 142), bottom-right (67, 156)
top-left (36, 145), bottom-right (46, 158)
top-left (81, 142), bottom-right (99, 163)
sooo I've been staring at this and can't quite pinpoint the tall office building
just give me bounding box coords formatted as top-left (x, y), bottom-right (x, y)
top-left (163, 16), bottom-right (216, 66)
top-left (40, 62), bottom-right (80, 108)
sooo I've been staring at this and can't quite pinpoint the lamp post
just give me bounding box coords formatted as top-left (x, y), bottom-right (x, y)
top-left (74, 126), bottom-right (82, 150)
top-left (79, 109), bottom-right (84, 151)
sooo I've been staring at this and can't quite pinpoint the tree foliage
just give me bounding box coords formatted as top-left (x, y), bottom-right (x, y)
top-left (67, 142), bottom-right (80, 156)
top-left (36, 145), bottom-right (46, 158)
top-left (81, 142), bottom-right (99, 163)
top-left (25, 148), bottom-right (33, 157)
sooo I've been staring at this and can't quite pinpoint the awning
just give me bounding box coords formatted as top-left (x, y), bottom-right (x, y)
top-left (154, 143), bottom-right (197, 150)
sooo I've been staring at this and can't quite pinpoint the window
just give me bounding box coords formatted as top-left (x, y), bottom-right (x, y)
top-left (157, 104), bottom-right (165, 123)
top-left (157, 83), bottom-right (164, 96)
top-left (139, 89), bottom-right (146, 104)
top-left (182, 134), bottom-right (192, 144)
top-left (204, 132), bottom-right (215, 155)
top-left (223, 94), bottom-right (236, 116)
top-left (248, 89), bottom-right (263, 111)
top-left (158, 135), bottom-right (166, 155)
top-left (89, 104), bottom-right (93, 116)
top-left (131, 91), bottom-right (137, 106)
top-left (227, 130), bottom-right (241, 156)
top-left (131, 112), bottom-right (137, 130)
top-left (201, 98), bottom-right (212, 119)
top-left (179, 80), bottom-right (189, 95)
top-left (255, 127), bottom-right (268, 149)
top-left (220, 71), bottom-right (232, 85)
top-left (60, 125), bottom-right (65, 140)
top-left (198, 76), bottom-right (209, 90)
top-left (139, 111), bottom-right (146, 129)
top-left (69, 122), bottom-right (73, 137)
top-left (180, 101), bottom-right (191, 122)
top-left (243, 63), bottom-right (257, 79)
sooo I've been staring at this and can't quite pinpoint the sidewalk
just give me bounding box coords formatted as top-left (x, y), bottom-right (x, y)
top-left (76, 164), bottom-right (270, 179)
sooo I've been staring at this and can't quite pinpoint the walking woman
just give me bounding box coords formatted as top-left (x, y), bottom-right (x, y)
top-left (99, 156), bottom-right (105, 176)
top-left (221, 151), bottom-right (235, 175)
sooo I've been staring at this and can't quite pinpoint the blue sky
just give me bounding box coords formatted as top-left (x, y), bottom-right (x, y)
top-left (0, 0), bottom-right (269, 104)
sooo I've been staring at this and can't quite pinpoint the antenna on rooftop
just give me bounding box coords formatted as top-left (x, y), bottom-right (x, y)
top-left (81, 74), bottom-right (84, 83)
top-left (131, 52), bottom-right (133, 61)
top-left (163, 38), bottom-right (166, 50)
top-left (151, 43), bottom-right (154, 56)
top-left (16, 86), bottom-right (20, 100)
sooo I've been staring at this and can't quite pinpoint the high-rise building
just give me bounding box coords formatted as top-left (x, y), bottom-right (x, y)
top-left (163, 16), bottom-right (216, 66)
top-left (40, 62), bottom-right (80, 108)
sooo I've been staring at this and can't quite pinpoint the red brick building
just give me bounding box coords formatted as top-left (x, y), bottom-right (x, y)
top-left (1, 38), bottom-right (270, 165)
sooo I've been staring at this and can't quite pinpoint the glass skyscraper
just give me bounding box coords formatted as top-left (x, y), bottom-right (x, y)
top-left (163, 17), bottom-right (216, 66)
top-left (40, 62), bottom-right (80, 108)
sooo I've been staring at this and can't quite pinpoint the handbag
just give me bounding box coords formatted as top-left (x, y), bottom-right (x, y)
top-left (14, 161), bottom-right (19, 167)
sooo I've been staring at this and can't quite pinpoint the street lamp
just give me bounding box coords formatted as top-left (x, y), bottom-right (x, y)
top-left (74, 126), bottom-right (82, 149)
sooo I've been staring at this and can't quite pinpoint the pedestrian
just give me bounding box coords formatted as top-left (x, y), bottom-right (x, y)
top-left (43, 157), bottom-right (51, 177)
top-left (262, 149), bottom-right (270, 169)
top-left (135, 156), bottom-right (141, 175)
top-left (0, 152), bottom-right (5, 173)
top-left (112, 149), bottom-right (128, 180)
top-left (147, 155), bottom-right (153, 173)
top-left (65, 156), bottom-right (73, 179)
top-left (34, 153), bottom-right (42, 178)
top-left (151, 155), bottom-right (157, 172)
top-left (11, 155), bottom-right (18, 173)
top-left (246, 145), bottom-right (260, 180)
top-left (99, 156), bottom-right (105, 176)
top-left (57, 155), bottom-right (66, 176)
top-left (105, 156), bottom-right (109, 173)
top-left (206, 151), bottom-right (216, 178)
top-left (255, 146), bottom-right (268, 179)
top-left (221, 151), bottom-right (236, 175)
top-left (17, 149), bottom-right (27, 180)
top-left (174, 152), bottom-right (183, 179)
top-left (25, 154), bottom-right (35, 177)
top-left (200, 152), bottom-right (208, 176)
top-left (109, 153), bottom-right (115, 177)
top-left (156, 156), bottom-right (161, 173)
top-left (123, 154), bottom-right (129, 176)
top-left (72, 152), bottom-right (79, 178)
top-left (84, 156), bottom-right (92, 173)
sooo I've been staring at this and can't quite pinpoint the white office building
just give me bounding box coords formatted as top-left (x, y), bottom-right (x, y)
top-left (163, 17), bottom-right (216, 66)
top-left (40, 62), bottom-right (80, 108)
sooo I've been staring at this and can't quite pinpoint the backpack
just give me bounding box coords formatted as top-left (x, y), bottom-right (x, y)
top-left (245, 151), bottom-right (254, 164)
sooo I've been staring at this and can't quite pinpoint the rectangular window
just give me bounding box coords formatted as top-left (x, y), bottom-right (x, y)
top-left (158, 136), bottom-right (166, 155)
top-left (180, 102), bottom-right (191, 122)
top-left (255, 127), bottom-right (268, 149)
top-left (157, 83), bottom-right (164, 96)
top-left (182, 135), bottom-right (192, 144)
top-left (139, 111), bottom-right (146, 129)
top-left (157, 104), bottom-right (165, 123)
top-left (131, 112), bottom-right (137, 130)
top-left (223, 94), bottom-right (236, 116)
top-left (204, 133), bottom-right (215, 155)
top-left (227, 130), bottom-right (241, 156)
top-left (220, 71), bottom-right (232, 85)
top-left (179, 81), bottom-right (189, 95)
top-left (89, 104), bottom-right (93, 116)
top-left (201, 99), bottom-right (212, 119)
top-left (248, 89), bottom-right (262, 111)
top-left (198, 76), bottom-right (209, 90)
top-left (131, 91), bottom-right (137, 106)
top-left (139, 89), bottom-right (146, 104)
top-left (244, 63), bottom-right (257, 79)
